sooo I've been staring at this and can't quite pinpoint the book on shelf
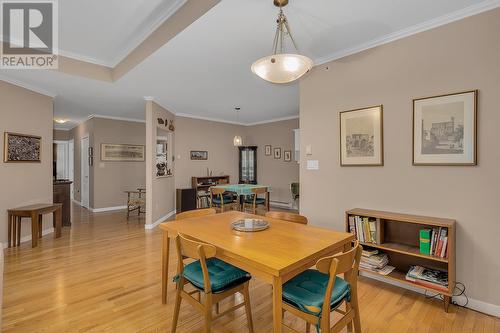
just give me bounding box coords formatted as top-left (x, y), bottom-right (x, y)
top-left (349, 215), bottom-right (379, 244)
top-left (406, 265), bottom-right (448, 291)
top-left (425, 227), bottom-right (448, 258)
top-left (419, 229), bottom-right (431, 255)
top-left (360, 251), bottom-right (395, 276)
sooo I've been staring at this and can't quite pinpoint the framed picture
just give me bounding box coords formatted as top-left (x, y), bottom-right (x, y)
top-left (340, 105), bottom-right (384, 166)
top-left (284, 150), bottom-right (292, 162)
top-left (413, 90), bottom-right (477, 165)
top-left (100, 143), bottom-right (145, 162)
top-left (273, 147), bottom-right (281, 159)
top-left (3, 132), bottom-right (41, 163)
top-left (190, 150), bottom-right (208, 160)
top-left (265, 145), bottom-right (272, 156)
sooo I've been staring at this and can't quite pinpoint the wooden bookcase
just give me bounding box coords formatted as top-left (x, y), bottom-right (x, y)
top-left (191, 176), bottom-right (230, 208)
top-left (345, 208), bottom-right (456, 311)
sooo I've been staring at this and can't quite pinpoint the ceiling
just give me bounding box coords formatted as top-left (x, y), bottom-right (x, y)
top-left (0, 0), bottom-right (496, 129)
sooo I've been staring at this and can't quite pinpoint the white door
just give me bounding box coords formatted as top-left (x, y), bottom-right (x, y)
top-left (81, 137), bottom-right (90, 209)
top-left (69, 139), bottom-right (75, 200)
top-left (55, 141), bottom-right (69, 179)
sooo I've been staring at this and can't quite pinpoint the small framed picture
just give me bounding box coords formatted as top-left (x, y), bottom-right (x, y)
top-left (273, 147), bottom-right (281, 159)
top-left (413, 90), bottom-right (477, 165)
top-left (265, 145), bottom-right (272, 156)
top-left (340, 105), bottom-right (384, 166)
top-left (3, 132), bottom-right (41, 163)
top-left (284, 150), bottom-right (292, 162)
top-left (190, 150), bottom-right (208, 160)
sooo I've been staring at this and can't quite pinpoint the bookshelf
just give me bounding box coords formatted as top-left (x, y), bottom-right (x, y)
top-left (191, 176), bottom-right (230, 208)
top-left (345, 208), bottom-right (456, 312)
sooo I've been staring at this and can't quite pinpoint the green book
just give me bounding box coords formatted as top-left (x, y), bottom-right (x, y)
top-left (419, 229), bottom-right (431, 255)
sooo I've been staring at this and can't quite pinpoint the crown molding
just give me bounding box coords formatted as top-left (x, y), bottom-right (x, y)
top-left (0, 75), bottom-right (57, 98)
top-left (175, 113), bottom-right (245, 126)
top-left (246, 115), bottom-right (299, 126)
top-left (88, 114), bottom-right (146, 123)
top-left (53, 126), bottom-right (71, 131)
top-left (58, 50), bottom-right (112, 67)
top-left (315, 0), bottom-right (500, 65)
top-left (143, 96), bottom-right (154, 101)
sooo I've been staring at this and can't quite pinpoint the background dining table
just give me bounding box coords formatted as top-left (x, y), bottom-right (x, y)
top-left (211, 184), bottom-right (271, 211)
top-left (160, 211), bottom-right (354, 333)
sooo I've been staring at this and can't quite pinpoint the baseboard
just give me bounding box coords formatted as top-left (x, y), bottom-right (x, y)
top-left (360, 271), bottom-right (500, 318)
top-left (2, 228), bottom-right (54, 249)
top-left (270, 201), bottom-right (293, 209)
top-left (144, 210), bottom-right (176, 230)
top-left (72, 199), bottom-right (81, 206)
top-left (91, 205), bottom-right (127, 213)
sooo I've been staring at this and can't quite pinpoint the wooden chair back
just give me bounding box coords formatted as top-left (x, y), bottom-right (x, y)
top-left (210, 187), bottom-right (225, 195)
top-left (251, 187), bottom-right (267, 195)
top-left (315, 241), bottom-right (362, 320)
top-left (175, 208), bottom-right (216, 220)
top-left (265, 211), bottom-right (308, 225)
top-left (175, 233), bottom-right (217, 293)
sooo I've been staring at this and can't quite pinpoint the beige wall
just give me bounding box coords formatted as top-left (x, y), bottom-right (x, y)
top-left (53, 129), bottom-right (70, 141)
top-left (246, 119), bottom-right (299, 205)
top-left (70, 118), bottom-right (146, 209)
top-left (0, 81), bottom-right (54, 244)
top-left (174, 117), bottom-right (242, 189)
top-left (92, 118), bottom-right (146, 209)
top-left (146, 101), bottom-right (176, 225)
top-left (299, 8), bottom-right (500, 307)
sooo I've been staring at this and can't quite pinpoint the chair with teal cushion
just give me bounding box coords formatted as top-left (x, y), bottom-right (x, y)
top-left (243, 187), bottom-right (269, 214)
top-left (210, 187), bottom-right (237, 212)
top-left (182, 257), bottom-right (251, 293)
top-left (281, 242), bottom-right (363, 333)
top-left (171, 234), bottom-right (254, 333)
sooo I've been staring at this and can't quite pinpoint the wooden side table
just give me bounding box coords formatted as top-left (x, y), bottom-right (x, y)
top-left (7, 203), bottom-right (63, 248)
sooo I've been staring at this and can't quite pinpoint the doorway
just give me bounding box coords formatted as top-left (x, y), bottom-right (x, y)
top-left (81, 137), bottom-right (90, 209)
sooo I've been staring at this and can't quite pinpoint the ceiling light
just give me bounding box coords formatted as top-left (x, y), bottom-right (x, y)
top-left (251, 0), bottom-right (313, 84)
top-left (54, 118), bottom-right (68, 124)
top-left (233, 107), bottom-right (243, 146)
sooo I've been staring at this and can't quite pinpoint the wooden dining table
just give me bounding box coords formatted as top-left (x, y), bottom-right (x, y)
top-left (159, 211), bottom-right (354, 333)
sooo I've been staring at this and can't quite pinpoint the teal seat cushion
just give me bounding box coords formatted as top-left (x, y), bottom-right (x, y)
top-left (181, 258), bottom-right (251, 293)
top-left (244, 197), bottom-right (266, 205)
top-left (212, 195), bottom-right (234, 205)
top-left (282, 269), bottom-right (350, 317)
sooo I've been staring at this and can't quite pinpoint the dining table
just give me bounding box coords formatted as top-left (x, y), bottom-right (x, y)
top-left (210, 184), bottom-right (271, 211)
top-left (159, 211), bottom-right (355, 333)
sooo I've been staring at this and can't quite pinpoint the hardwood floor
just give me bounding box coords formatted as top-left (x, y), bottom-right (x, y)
top-left (3, 204), bottom-right (499, 332)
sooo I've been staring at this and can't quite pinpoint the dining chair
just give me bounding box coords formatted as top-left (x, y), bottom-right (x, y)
top-left (265, 211), bottom-right (308, 225)
top-left (281, 241), bottom-right (362, 333)
top-left (175, 208), bottom-right (217, 220)
top-left (172, 234), bottom-right (254, 333)
top-left (244, 187), bottom-right (269, 214)
top-left (210, 187), bottom-right (236, 212)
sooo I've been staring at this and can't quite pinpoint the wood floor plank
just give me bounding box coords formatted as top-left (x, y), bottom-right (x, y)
top-left (2, 204), bottom-right (499, 332)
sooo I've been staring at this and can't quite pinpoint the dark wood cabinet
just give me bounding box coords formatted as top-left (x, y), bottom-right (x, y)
top-left (176, 188), bottom-right (197, 213)
top-left (239, 146), bottom-right (257, 184)
top-left (53, 181), bottom-right (72, 226)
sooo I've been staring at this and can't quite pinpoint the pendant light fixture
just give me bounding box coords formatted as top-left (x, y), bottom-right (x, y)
top-left (251, 0), bottom-right (313, 84)
top-left (233, 107), bottom-right (243, 146)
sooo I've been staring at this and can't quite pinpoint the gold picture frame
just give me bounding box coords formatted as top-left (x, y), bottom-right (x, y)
top-left (100, 143), bottom-right (145, 162)
top-left (3, 132), bottom-right (42, 163)
top-left (340, 105), bottom-right (384, 166)
top-left (413, 90), bottom-right (477, 166)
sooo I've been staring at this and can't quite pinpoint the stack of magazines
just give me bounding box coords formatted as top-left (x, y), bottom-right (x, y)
top-left (360, 250), bottom-right (395, 275)
top-left (405, 266), bottom-right (448, 291)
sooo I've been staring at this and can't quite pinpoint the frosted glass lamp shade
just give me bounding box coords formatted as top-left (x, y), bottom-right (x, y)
top-left (233, 135), bottom-right (243, 146)
top-left (251, 53), bottom-right (313, 84)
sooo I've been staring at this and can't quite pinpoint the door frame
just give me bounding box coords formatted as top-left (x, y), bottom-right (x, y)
top-left (81, 136), bottom-right (90, 209)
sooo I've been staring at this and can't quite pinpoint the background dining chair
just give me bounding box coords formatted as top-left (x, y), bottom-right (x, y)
top-left (172, 234), bottom-right (254, 333)
top-left (244, 187), bottom-right (269, 214)
top-left (265, 211), bottom-right (308, 225)
top-left (176, 208), bottom-right (216, 220)
top-left (281, 242), bottom-right (362, 333)
top-left (210, 187), bottom-right (237, 212)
